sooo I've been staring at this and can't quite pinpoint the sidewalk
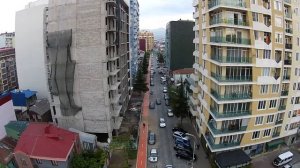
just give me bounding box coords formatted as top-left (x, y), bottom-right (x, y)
top-left (136, 61), bottom-right (151, 168)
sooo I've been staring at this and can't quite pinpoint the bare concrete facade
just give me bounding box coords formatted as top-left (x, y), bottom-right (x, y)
top-left (46, 0), bottom-right (130, 141)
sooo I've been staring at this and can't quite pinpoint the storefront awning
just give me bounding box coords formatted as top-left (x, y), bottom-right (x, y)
top-left (215, 149), bottom-right (251, 168)
top-left (267, 139), bottom-right (285, 149)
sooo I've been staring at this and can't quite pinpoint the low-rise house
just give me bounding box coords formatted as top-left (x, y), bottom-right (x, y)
top-left (0, 136), bottom-right (18, 168)
top-left (14, 123), bottom-right (81, 168)
top-left (4, 121), bottom-right (29, 140)
top-left (69, 128), bottom-right (97, 151)
top-left (172, 68), bottom-right (194, 84)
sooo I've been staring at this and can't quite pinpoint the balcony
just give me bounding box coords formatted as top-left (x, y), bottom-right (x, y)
top-left (284, 59), bottom-right (292, 65)
top-left (208, 0), bottom-right (246, 9)
top-left (211, 72), bottom-right (252, 82)
top-left (278, 105), bottom-right (286, 111)
top-left (208, 121), bottom-right (247, 134)
top-left (281, 91), bottom-right (288, 96)
top-left (285, 28), bottom-right (293, 34)
top-left (205, 135), bottom-right (241, 150)
top-left (285, 44), bottom-right (292, 50)
top-left (193, 0), bottom-right (199, 7)
top-left (275, 120), bottom-right (283, 125)
top-left (285, 13), bottom-right (292, 19)
top-left (284, 0), bottom-right (291, 3)
top-left (211, 55), bottom-right (251, 64)
top-left (211, 89), bottom-right (251, 101)
top-left (210, 36), bottom-right (251, 45)
top-left (272, 132), bottom-right (280, 138)
top-left (210, 106), bottom-right (251, 118)
top-left (210, 18), bottom-right (248, 26)
top-left (283, 75), bottom-right (290, 81)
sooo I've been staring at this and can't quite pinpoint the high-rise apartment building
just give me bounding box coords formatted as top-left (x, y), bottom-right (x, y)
top-left (0, 48), bottom-right (18, 93)
top-left (0, 32), bottom-right (15, 48)
top-left (46, 0), bottom-right (130, 141)
top-left (139, 31), bottom-right (154, 52)
top-left (165, 20), bottom-right (195, 71)
top-left (191, 0), bottom-right (300, 156)
top-left (129, 0), bottom-right (139, 80)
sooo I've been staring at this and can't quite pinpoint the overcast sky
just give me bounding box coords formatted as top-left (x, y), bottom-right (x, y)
top-left (0, 0), bottom-right (194, 33)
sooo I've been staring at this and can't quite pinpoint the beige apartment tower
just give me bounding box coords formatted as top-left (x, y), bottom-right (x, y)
top-left (191, 0), bottom-right (300, 156)
top-left (139, 30), bottom-right (154, 52)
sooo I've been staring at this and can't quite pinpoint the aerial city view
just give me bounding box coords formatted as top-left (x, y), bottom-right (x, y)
top-left (0, 0), bottom-right (300, 168)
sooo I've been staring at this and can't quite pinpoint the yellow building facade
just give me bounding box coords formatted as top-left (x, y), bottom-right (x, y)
top-left (139, 31), bottom-right (154, 52)
top-left (191, 0), bottom-right (300, 155)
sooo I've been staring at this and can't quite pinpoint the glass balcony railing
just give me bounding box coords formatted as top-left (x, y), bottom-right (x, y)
top-left (210, 36), bottom-right (251, 45)
top-left (211, 55), bottom-right (251, 63)
top-left (285, 44), bottom-right (292, 49)
top-left (211, 89), bottom-right (252, 101)
top-left (208, 121), bottom-right (247, 134)
top-left (281, 91), bottom-right (288, 96)
top-left (275, 120), bottom-right (283, 125)
top-left (272, 132), bottom-right (280, 138)
top-left (210, 18), bottom-right (248, 26)
top-left (210, 106), bottom-right (251, 118)
top-left (283, 75), bottom-right (290, 80)
top-left (285, 28), bottom-right (293, 34)
top-left (211, 72), bottom-right (252, 82)
top-left (284, 59), bottom-right (292, 65)
top-left (208, 0), bottom-right (246, 9)
top-left (278, 105), bottom-right (286, 111)
top-left (285, 13), bottom-right (292, 19)
top-left (205, 135), bottom-right (241, 150)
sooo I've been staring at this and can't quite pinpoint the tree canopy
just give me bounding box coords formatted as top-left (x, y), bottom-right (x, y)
top-left (71, 149), bottom-right (107, 168)
top-left (133, 65), bottom-right (148, 93)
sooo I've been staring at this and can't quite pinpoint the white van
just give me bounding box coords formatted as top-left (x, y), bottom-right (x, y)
top-left (273, 151), bottom-right (293, 167)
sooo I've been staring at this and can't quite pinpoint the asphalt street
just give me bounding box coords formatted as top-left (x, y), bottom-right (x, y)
top-left (147, 51), bottom-right (202, 168)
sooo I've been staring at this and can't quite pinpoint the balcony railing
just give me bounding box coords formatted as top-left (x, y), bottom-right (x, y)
top-left (211, 72), bottom-right (252, 82)
top-left (275, 120), bottom-right (283, 125)
top-left (284, 59), bottom-right (292, 65)
top-left (208, 0), bottom-right (246, 9)
top-left (285, 28), bottom-right (293, 34)
top-left (285, 13), bottom-right (292, 19)
top-left (284, 0), bottom-right (291, 3)
top-left (278, 105), bottom-right (286, 111)
top-left (281, 91), bottom-right (288, 96)
top-left (210, 36), bottom-right (251, 45)
top-left (210, 106), bottom-right (251, 118)
top-left (272, 132), bottom-right (280, 138)
top-left (210, 18), bottom-right (248, 26)
top-left (285, 44), bottom-right (292, 49)
top-left (211, 55), bottom-right (251, 63)
top-left (208, 121), bottom-right (247, 134)
top-left (205, 135), bottom-right (241, 150)
top-left (211, 89), bottom-right (252, 101)
top-left (283, 75), bottom-right (290, 80)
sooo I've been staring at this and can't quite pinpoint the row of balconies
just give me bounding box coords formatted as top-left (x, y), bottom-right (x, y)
top-left (208, 0), bottom-right (246, 9)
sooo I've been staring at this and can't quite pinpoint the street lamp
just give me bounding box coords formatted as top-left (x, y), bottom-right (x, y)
top-left (185, 133), bottom-right (196, 168)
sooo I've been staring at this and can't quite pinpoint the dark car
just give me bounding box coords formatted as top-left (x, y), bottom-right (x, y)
top-left (156, 98), bottom-right (161, 105)
top-left (172, 127), bottom-right (187, 134)
top-left (175, 151), bottom-right (197, 161)
top-left (165, 100), bottom-right (170, 106)
top-left (148, 132), bottom-right (156, 145)
top-left (173, 144), bottom-right (193, 154)
top-left (149, 102), bottom-right (155, 109)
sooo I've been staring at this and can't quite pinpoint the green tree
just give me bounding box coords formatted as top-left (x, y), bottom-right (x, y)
top-left (158, 52), bottom-right (164, 63)
top-left (71, 149), bottom-right (107, 168)
top-left (169, 80), bottom-right (189, 125)
top-left (142, 52), bottom-right (149, 74)
top-left (133, 66), bottom-right (148, 93)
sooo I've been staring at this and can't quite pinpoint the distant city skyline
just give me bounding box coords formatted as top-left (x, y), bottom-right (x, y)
top-left (0, 0), bottom-right (193, 33)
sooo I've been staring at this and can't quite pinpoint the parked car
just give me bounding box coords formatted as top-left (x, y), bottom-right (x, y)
top-left (164, 94), bottom-right (169, 100)
top-left (149, 102), bottom-right (155, 109)
top-left (148, 132), bottom-right (156, 145)
top-left (156, 98), bottom-right (161, 105)
top-left (148, 148), bottom-right (158, 162)
top-left (175, 150), bottom-right (197, 161)
top-left (150, 81), bottom-right (154, 86)
top-left (175, 138), bottom-right (191, 148)
top-left (174, 143), bottom-right (193, 153)
top-left (172, 127), bottom-right (187, 134)
top-left (165, 165), bottom-right (173, 168)
top-left (165, 100), bottom-right (170, 106)
top-left (159, 118), bottom-right (166, 128)
top-left (173, 131), bottom-right (189, 140)
top-left (167, 109), bottom-right (174, 117)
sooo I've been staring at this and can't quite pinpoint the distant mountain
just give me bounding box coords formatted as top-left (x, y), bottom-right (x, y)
top-left (145, 28), bottom-right (165, 41)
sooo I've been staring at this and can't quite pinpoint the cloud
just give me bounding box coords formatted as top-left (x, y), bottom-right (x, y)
top-left (139, 0), bottom-right (194, 29)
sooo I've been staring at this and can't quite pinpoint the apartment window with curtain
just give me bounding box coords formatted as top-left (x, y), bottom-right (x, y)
top-left (269, 100), bottom-right (277, 108)
top-left (252, 131), bottom-right (260, 139)
top-left (258, 101), bottom-right (266, 110)
top-left (263, 50), bottom-right (271, 59)
top-left (275, 16), bottom-right (283, 27)
top-left (262, 67), bottom-right (270, 76)
top-left (252, 13), bottom-right (259, 22)
top-left (272, 84), bottom-right (279, 93)
top-left (255, 116), bottom-right (264, 125)
top-left (260, 85), bottom-right (269, 94)
top-left (266, 115), bottom-right (274, 123)
top-left (263, 129), bottom-right (271, 137)
top-left (275, 33), bottom-right (283, 43)
top-left (274, 0), bottom-right (282, 11)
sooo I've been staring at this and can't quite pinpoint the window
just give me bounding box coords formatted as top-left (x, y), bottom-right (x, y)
top-left (254, 31), bottom-right (259, 40)
top-left (263, 50), bottom-right (271, 59)
top-left (262, 68), bottom-right (270, 76)
top-left (252, 131), bottom-right (260, 139)
top-left (298, 37), bottom-right (300, 46)
top-left (266, 115), bottom-right (274, 123)
top-left (296, 53), bottom-right (299, 61)
top-left (295, 68), bottom-right (298, 76)
top-left (36, 159), bottom-right (42, 164)
top-left (274, 0), bottom-right (282, 11)
top-left (275, 16), bottom-right (283, 27)
top-left (252, 13), bottom-right (259, 22)
top-left (51, 161), bottom-right (58, 166)
top-left (255, 116), bottom-right (264, 125)
top-left (293, 83), bottom-right (297, 90)
top-left (275, 33), bottom-right (283, 43)
top-left (256, 49), bottom-right (259, 58)
top-left (263, 129), bottom-right (271, 137)
top-left (288, 111), bottom-right (292, 118)
top-left (258, 101), bottom-right (266, 110)
top-left (269, 99), bottom-right (277, 108)
top-left (251, 0), bottom-right (257, 4)
top-left (272, 84), bottom-right (279, 93)
top-left (260, 85), bottom-right (269, 94)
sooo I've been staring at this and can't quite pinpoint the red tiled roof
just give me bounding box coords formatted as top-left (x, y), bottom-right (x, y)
top-left (14, 123), bottom-right (78, 161)
top-left (172, 68), bottom-right (194, 75)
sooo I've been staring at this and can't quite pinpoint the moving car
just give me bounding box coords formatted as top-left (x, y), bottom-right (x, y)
top-left (172, 127), bottom-right (187, 134)
top-left (149, 102), bottom-right (155, 109)
top-left (148, 132), bottom-right (156, 145)
top-left (167, 109), bottom-right (174, 117)
top-left (175, 150), bottom-right (197, 161)
top-left (173, 131), bottom-right (189, 140)
top-left (156, 98), bottom-right (161, 105)
top-left (148, 148), bottom-right (158, 162)
top-left (159, 118), bottom-right (166, 128)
